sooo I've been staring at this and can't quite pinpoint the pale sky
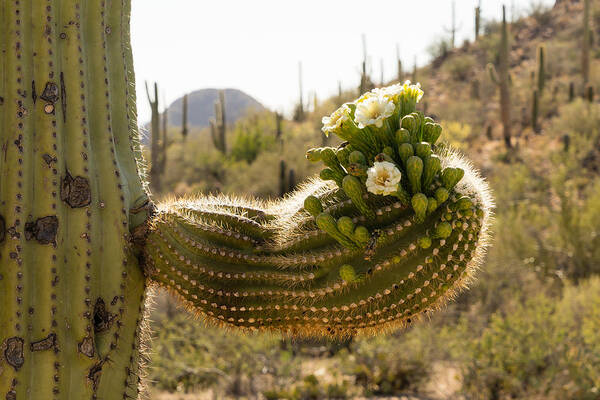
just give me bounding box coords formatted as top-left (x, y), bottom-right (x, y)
top-left (131, 0), bottom-right (554, 124)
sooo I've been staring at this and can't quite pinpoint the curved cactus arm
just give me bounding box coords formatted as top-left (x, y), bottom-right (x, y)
top-left (145, 151), bottom-right (492, 337)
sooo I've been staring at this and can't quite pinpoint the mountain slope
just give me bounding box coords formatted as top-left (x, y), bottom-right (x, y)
top-left (166, 88), bottom-right (265, 128)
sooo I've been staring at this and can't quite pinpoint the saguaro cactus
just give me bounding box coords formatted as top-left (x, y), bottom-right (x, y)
top-left (475, 1), bottom-right (481, 40)
top-left (209, 90), bottom-right (226, 153)
top-left (537, 44), bottom-right (545, 94)
top-left (582, 0), bottom-right (591, 86)
top-left (0, 2), bottom-right (151, 399)
top-left (487, 6), bottom-right (512, 148)
top-left (0, 3), bottom-right (493, 400)
top-left (181, 93), bottom-right (189, 139)
top-left (145, 81), bottom-right (161, 191)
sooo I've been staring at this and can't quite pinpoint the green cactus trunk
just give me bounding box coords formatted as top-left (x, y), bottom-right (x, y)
top-left (0, 1), bottom-right (150, 399)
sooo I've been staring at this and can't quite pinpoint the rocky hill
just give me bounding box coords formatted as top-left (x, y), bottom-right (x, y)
top-left (165, 88), bottom-right (265, 128)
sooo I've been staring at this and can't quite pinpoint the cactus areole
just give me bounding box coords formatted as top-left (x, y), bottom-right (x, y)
top-left (0, 2), bottom-right (493, 399)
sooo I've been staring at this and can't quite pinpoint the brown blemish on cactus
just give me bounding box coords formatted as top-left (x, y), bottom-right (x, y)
top-left (42, 153), bottom-right (56, 166)
top-left (60, 171), bottom-right (91, 208)
top-left (88, 362), bottom-right (103, 391)
top-left (30, 333), bottom-right (56, 352)
top-left (40, 81), bottom-right (59, 103)
top-left (6, 390), bottom-right (17, 400)
top-left (93, 298), bottom-right (115, 333)
top-left (3, 337), bottom-right (25, 371)
top-left (24, 216), bottom-right (58, 244)
top-left (60, 72), bottom-right (66, 123)
top-left (78, 336), bottom-right (95, 358)
top-left (31, 80), bottom-right (37, 104)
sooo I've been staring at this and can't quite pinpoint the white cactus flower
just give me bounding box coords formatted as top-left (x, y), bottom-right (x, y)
top-left (366, 161), bottom-right (402, 196)
top-left (354, 92), bottom-right (396, 129)
top-left (321, 104), bottom-right (351, 136)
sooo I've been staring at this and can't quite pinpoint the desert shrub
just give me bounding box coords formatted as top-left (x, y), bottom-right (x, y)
top-left (343, 334), bottom-right (430, 395)
top-left (443, 54), bottom-right (478, 81)
top-left (461, 278), bottom-right (600, 400)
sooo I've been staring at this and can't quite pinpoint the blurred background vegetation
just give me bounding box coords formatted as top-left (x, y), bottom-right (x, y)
top-left (142, 0), bottom-right (600, 398)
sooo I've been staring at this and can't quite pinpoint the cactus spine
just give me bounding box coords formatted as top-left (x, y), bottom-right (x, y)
top-left (209, 90), bottom-right (226, 153)
top-left (487, 6), bottom-right (512, 148)
top-left (0, 1), bottom-right (150, 399)
top-left (0, 3), bottom-right (493, 399)
top-left (146, 81), bottom-right (161, 191)
top-left (181, 93), bottom-right (189, 139)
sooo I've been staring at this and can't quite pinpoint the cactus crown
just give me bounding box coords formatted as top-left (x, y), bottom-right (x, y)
top-left (145, 82), bottom-right (493, 338)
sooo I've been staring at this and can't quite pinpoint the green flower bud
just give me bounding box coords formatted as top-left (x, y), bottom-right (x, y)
top-left (304, 195), bottom-right (323, 217)
top-left (354, 226), bottom-right (370, 246)
top-left (411, 193), bottom-right (428, 223)
top-left (321, 148), bottom-right (343, 173)
top-left (342, 175), bottom-right (375, 219)
top-left (396, 128), bottom-right (411, 143)
top-left (398, 143), bottom-right (414, 166)
top-left (383, 146), bottom-right (395, 157)
top-left (348, 150), bottom-right (367, 165)
top-left (316, 213), bottom-right (357, 249)
top-left (418, 236), bottom-right (432, 249)
top-left (406, 156), bottom-right (424, 194)
top-left (441, 167), bottom-right (465, 190)
top-left (337, 216), bottom-right (355, 238)
top-left (401, 114), bottom-right (417, 134)
top-left (414, 142), bottom-right (432, 160)
top-left (306, 147), bottom-right (323, 162)
top-left (435, 187), bottom-right (450, 204)
top-left (423, 155), bottom-right (442, 190)
top-left (320, 168), bottom-right (343, 187)
top-left (455, 196), bottom-right (473, 211)
top-left (336, 146), bottom-right (351, 167)
top-left (427, 197), bottom-right (438, 215)
top-left (339, 264), bottom-right (358, 283)
top-left (434, 221), bottom-right (453, 239)
top-left (423, 122), bottom-right (442, 144)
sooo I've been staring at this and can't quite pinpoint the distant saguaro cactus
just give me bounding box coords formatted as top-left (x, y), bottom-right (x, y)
top-left (487, 6), bottom-right (512, 148)
top-left (160, 107), bottom-right (168, 175)
top-left (475, 2), bottom-right (482, 40)
top-left (537, 44), bottom-right (546, 94)
top-left (209, 90), bottom-right (226, 153)
top-left (181, 93), bottom-right (189, 139)
top-left (532, 89), bottom-right (540, 133)
top-left (396, 44), bottom-right (403, 82)
top-left (0, 2), bottom-right (493, 398)
top-left (582, 0), bottom-right (591, 86)
top-left (146, 81), bottom-right (162, 191)
top-left (293, 61), bottom-right (305, 122)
